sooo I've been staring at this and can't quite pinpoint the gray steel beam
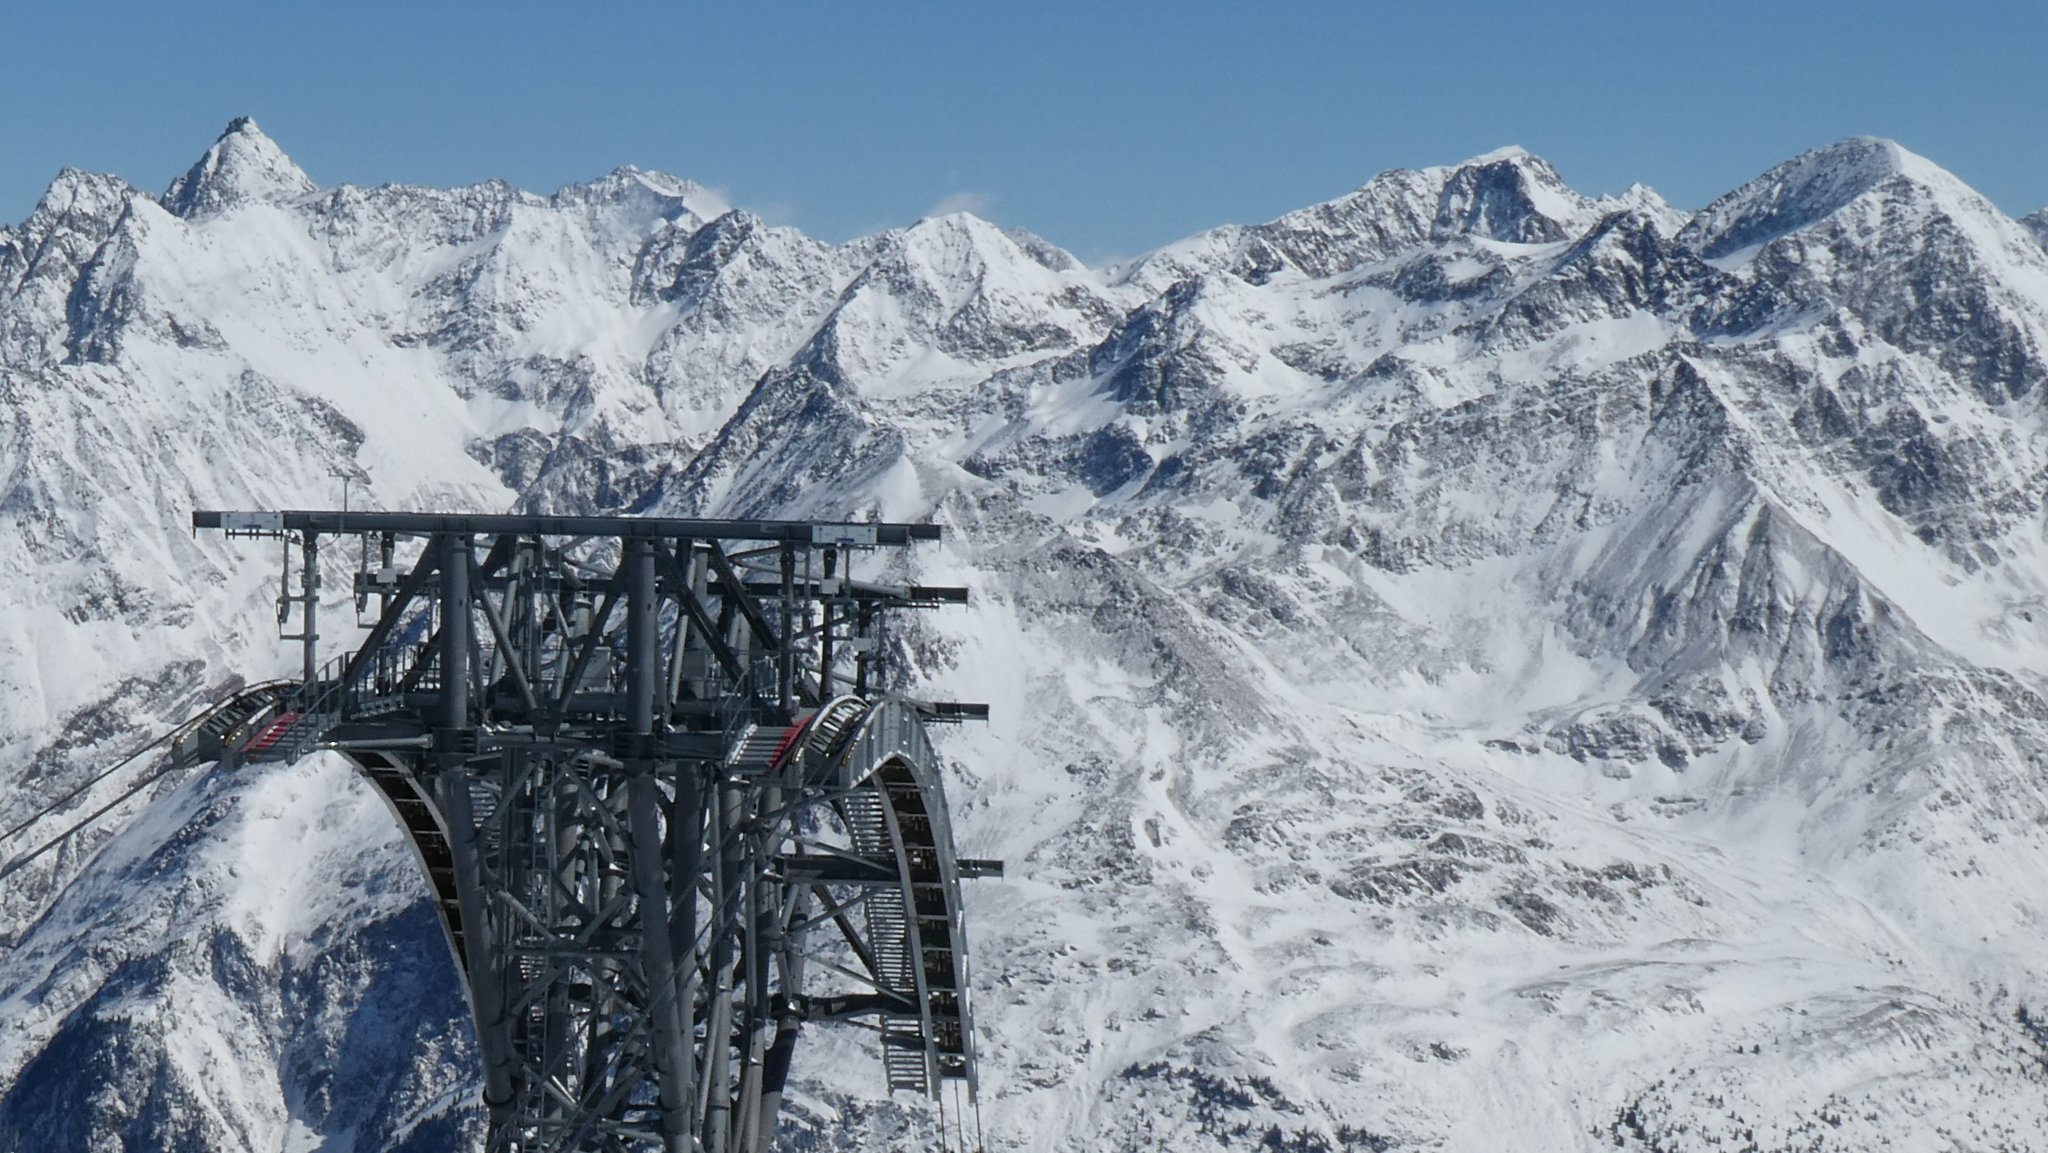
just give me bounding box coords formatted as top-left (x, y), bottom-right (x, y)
top-left (301, 531), bottom-right (319, 684)
top-left (624, 538), bottom-right (691, 1153)
top-left (195, 510), bottom-right (988, 1153)
top-left (433, 534), bottom-right (518, 1129)
top-left (338, 551), bottom-right (439, 690)
top-left (194, 508), bottom-right (941, 544)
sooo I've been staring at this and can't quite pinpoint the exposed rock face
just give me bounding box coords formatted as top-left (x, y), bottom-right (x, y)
top-left (4, 122), bottom-right (2048, 1152)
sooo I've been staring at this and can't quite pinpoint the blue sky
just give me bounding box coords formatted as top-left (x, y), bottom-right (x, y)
top-left (6, 0), bottom-right (2044, 262)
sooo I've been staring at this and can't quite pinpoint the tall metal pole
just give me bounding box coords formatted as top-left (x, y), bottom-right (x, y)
top-left (778, 543), bottom-right (796, 711)
top-left (625, 537), bottom-right (693, 1153)
top-left (818, 548), bottom-right (837, 700)
top-left (300, 531), bottom-right (319, 684)
top-left (757, 888), bottom-right (808, 1149)
top-left (704, 778), bottom-right (745, 1153)
top-left (434, 534), bottom-right (515, 1133)
top-left (671, 764), bottom-right (707, 1141)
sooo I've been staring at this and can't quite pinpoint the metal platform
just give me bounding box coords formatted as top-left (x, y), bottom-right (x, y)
top-left (194, 509), bottom-right (994, 1153)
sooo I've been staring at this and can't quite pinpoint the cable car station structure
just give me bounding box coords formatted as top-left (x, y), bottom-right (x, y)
top-left (131, 509), bottom-right (994, 1153)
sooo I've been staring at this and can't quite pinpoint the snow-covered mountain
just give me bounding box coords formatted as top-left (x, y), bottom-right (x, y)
top-left (4, 118), bottom-right (2048, 1152)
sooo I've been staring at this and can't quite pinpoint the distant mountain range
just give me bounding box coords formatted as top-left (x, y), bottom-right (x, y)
top-left (3, 117), bottom-right (2047, 1151)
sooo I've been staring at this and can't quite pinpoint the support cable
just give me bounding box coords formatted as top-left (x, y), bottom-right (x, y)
top-left (0, 679), bottom-right (303, 889)
top-left (0, 728), bottom-right (176, 847)
top-left (0, 731), bottom-right (184, 885)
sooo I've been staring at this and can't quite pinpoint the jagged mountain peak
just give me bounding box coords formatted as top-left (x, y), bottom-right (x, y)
top-left (1459, 143), bottom-right (1535, 164)
top-left (549, 165), bottom-right (730, 220)
top-left (1126, 148), bottom-right (1598, 290)
top-left (884, 211), bottom-right (1083, 281)
top-left (1675, 136), bottom-right (1973, 260)
top-left (2020, 207), bottom-right (2048, 252)
top-left (1004, 226), bottom-right (1086, 273)
top-left (19, 168), bottom-right (138, 238)
top-left (635, 205), bottom-right (838, 309)
top-left (1608, 182), bottom-right (1687, 235)
top-left (1436, 144), bottom-right (1580, 191)
top-left (899, 208), bottom-right (1014, 244)
top-left (161, 116), bottom-right (316, 220)
top-left (1429, 147), bottom-right (1594, 244)
top-left (1120, 167), bottom-right (1437, 288)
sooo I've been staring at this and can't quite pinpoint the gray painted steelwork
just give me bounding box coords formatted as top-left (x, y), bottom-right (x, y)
top-left (193, 508), bottom-right (941, 545)
top-left (195, 510), bottom-right (990, 1153)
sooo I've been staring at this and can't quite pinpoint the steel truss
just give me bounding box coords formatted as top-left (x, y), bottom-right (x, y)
top-left (193, 510), bottom-right (994, 1153)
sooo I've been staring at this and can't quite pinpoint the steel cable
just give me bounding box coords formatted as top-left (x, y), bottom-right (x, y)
top-left (0, 684), bottom-right (286, 885)
top-left (0, 727), bottom-right (178, 847)
top-left (0, 745), bottom-right (190, 885)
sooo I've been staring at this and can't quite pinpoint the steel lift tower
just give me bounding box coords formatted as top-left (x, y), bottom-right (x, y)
top-left (192, 510), bottom-right (995, 1153)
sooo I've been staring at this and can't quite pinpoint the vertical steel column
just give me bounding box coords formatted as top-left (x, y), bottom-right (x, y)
top-left (667, 541), bottom-right (693, 708)
top-left (300, 531), bottom-right (319, 684)
top-left (377, 531), bottom-right (395, 618)
top-left (625, 537), bottom-right (693, 1153)
top-left (434, 534), bottom-right (515, 1133)
top-left (665, 530), bottom-right (709, 1126)
top-left (818, 548), bottom-right (838, 700)
top-left (756, 890), bottom-right (809, 1149)
top-left (778, 544), bottom-right (796, 711)
top-left (737, 767), bottom-right (781, 1153)
top-left (735, 845), bottom-right (766, 1153)
top-left (670, 764), bottom-right (707, 1124)
top-left (854, 605), bottom-right (875, 697)
top-left (703, 778), bottom-right (746, 1153)
top-left (439, 536), bottom-right (468, 731)
top-left (626, 538), bottom-right (658, 729)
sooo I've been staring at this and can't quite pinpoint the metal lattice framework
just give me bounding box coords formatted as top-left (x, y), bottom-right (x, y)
top-left (190, 509), bottom-right (995, 1153)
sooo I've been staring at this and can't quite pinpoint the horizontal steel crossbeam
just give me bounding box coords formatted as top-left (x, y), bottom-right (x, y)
top-left (193, 509), bottom-right (941, 545)
top-left (193, 510), bottom-right (991, 1153)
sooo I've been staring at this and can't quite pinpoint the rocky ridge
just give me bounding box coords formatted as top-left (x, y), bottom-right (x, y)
top-left (1, 119), bottom-right (2047, 1151)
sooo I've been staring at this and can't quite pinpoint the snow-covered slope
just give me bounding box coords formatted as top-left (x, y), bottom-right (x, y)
top-left (4, 118), bottom-right (2048, 1152)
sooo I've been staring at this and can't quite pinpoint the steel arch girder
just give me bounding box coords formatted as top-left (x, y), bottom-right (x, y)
top-left (799, 698), bottom-right (981, 1094)
top-left (295, 694), bottom-right (979, 1150)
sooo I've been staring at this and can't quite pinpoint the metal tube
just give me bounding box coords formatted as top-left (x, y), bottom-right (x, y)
top-left (433, 534), bottom-right (515, 1124)
top-left (378, 531), bottom-right (394, 618)
top-left (632, 775), bottom-right (692, 1153)
top-left (441, 534), bottom-right (469, 731)
top-left (628, 538), bottom-right (658, 733)
top-left (670, 765), bottom-right (706, 1148)
top-left (818, 548), bottom-right (837, 699)
top-left (778, 543), bottom-right (795, 711)
top-left (756, 890), bottom-right (809, 1152)
top-left (626, 538), bottom-right (693, 1152)
top-left (854, 605), bottom-right (874, 697)
top-left (703, 780), bottom-right (746, 1153)
top-left (668, 540), bottom-right (693, 709)
top-left (301, 531), bottom-right (319, 684)
top-left (735, 1038), bottom-right (763, 1153)
top-left (690, 549), bottom-right (713, 700)
top-left (735, 817), bottom-right (768, 1153)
